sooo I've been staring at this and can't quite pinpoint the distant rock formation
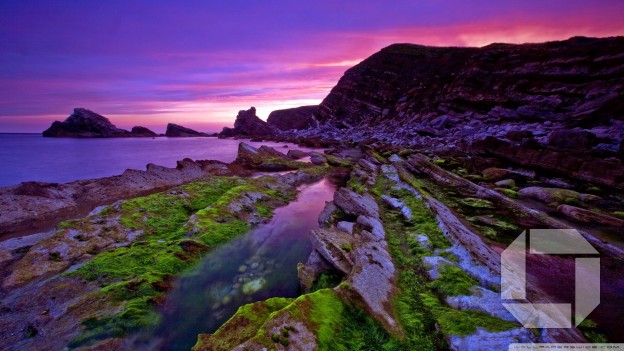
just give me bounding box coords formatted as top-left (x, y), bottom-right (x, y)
top-left (130, 126), bottom-right (158, 137)
top-left (220, 107), bottom-right (277, 137)
top-left (43, 108), bottom-right (157, 138)
top-left (267, 105), bottom-right (318, 131)
top-left (165, 123), bottom-right (211, 137)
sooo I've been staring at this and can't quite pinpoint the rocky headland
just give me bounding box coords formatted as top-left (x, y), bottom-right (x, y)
top-left (165, 123), bottom-right (214, 137)
top-left (3, 36), bottom-right (624, 350)
top-left (42, 108), bottom-right (158, 138)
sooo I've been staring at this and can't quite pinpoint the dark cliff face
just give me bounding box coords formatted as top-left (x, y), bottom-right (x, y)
top-left (316, 36), bottom-right (624, 128)
top-left (305, 36), bottom-right (624, 189)
top-left (267, 105), bottom-right (318, 131)
top-left (42, 108), bottom-right (157, 138)
top-left (220, 107), bottom-right (276, 137)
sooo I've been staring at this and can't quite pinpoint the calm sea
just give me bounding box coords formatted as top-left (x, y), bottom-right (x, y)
top-left (0, 134), bottom-right (314, 187)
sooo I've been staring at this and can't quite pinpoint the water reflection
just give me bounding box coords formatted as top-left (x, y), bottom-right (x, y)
top-left (136, 178), bottom-right (335, 351)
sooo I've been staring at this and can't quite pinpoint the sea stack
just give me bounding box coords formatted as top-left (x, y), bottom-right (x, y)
top-left (220, 107), bottom-right (277, 137)
top-left (165, 123), bottom-right (211, 137)
top-left (42, 108), bottom-right (157, 138)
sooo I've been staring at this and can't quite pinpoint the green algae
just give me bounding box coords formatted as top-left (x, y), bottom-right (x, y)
top-left (458, 197), bottom-right (494, 209)
top-left (429, 264), bottom-right (477, 297)
top-left (66, 175), bottom-right (297, 348)
top-left (325, 154), bottom-right (354, 167)
top-left (193, 297), bottom-right (294, 351)
top-left (420, 292), bottom-right (517, 336)
top-left (376, 172), bottom-right (517, 341)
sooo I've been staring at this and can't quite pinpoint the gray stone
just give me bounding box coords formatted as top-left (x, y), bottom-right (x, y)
top-left (333, 188), bottom-right (379, 218)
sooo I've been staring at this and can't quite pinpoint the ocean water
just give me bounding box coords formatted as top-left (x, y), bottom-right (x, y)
top-left (0, 134), bottom-right (315, 187)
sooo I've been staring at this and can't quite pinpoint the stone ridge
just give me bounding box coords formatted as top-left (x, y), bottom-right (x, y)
top-left (42, 108), bottom-right (157, 138)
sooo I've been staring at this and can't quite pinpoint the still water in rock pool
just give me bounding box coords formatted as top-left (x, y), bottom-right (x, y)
top-left (134, 178), bottom-right (336, 351)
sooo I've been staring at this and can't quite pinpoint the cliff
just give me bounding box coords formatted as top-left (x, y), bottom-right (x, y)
top-left (267, 105), bottom-right (318, 130)
top-left (300, 36), bottom-right (624, 189)
top-left (42, 108), bottom-right (157, 138)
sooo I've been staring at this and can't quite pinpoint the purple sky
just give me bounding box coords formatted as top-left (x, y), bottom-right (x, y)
top-left (1, 0), bottom-right (623, 133)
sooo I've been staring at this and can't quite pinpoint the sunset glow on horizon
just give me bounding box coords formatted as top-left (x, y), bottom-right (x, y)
top-left (1, 0), bottom-right (623, 133)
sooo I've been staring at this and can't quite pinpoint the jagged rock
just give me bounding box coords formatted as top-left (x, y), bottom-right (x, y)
top-left (42, 108), bottom-right (140, 138)
top-left (297, 250), bottom-right (334, 291)
top-left (338, 241), bottom-right (398, 332)
top-left (336, 221), bottom-right (355, 234)
top-left (333, 188), bottom-right (379, 218)
top-left (233, 142), bottom-right (297, 171)
top-left (557, 204), bottom-right (624, 227)
top-left (309, 228), bottom-right (355, 275)
top-left (130, 126), bottom-right (157, 137)
top-left (356, 215), bottom-right (386, 242)
top-left (220, 107), bottom-right (277, 137)
top-left (267, 105), bottom-right (318, 130)
top-left (318, 201), bottom-right (338, 227)
top-left (165, 123), bottom-right (210, 137)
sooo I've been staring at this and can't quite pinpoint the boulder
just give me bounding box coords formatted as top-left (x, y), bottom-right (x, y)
top-left (233, 142), bottom-right (296, 170)
top-left (309, 228), bottom-right (355, 275)
top-left (333, 188), bottom-right (379, 218)
top-left (43, 108), bottom-right (132, 138)
top-left (286, 149), bottom-right (309, 159)
top-left (165, 123), bottom-right (210, 137)
top-left (267, 105), bottom-right (318, 131)
top-left (309, 152), bottom-right (328, 165)
top-left (220, 107), bottom-right (277, 137)
top-left (494, 179), bottom-right (516, 188)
